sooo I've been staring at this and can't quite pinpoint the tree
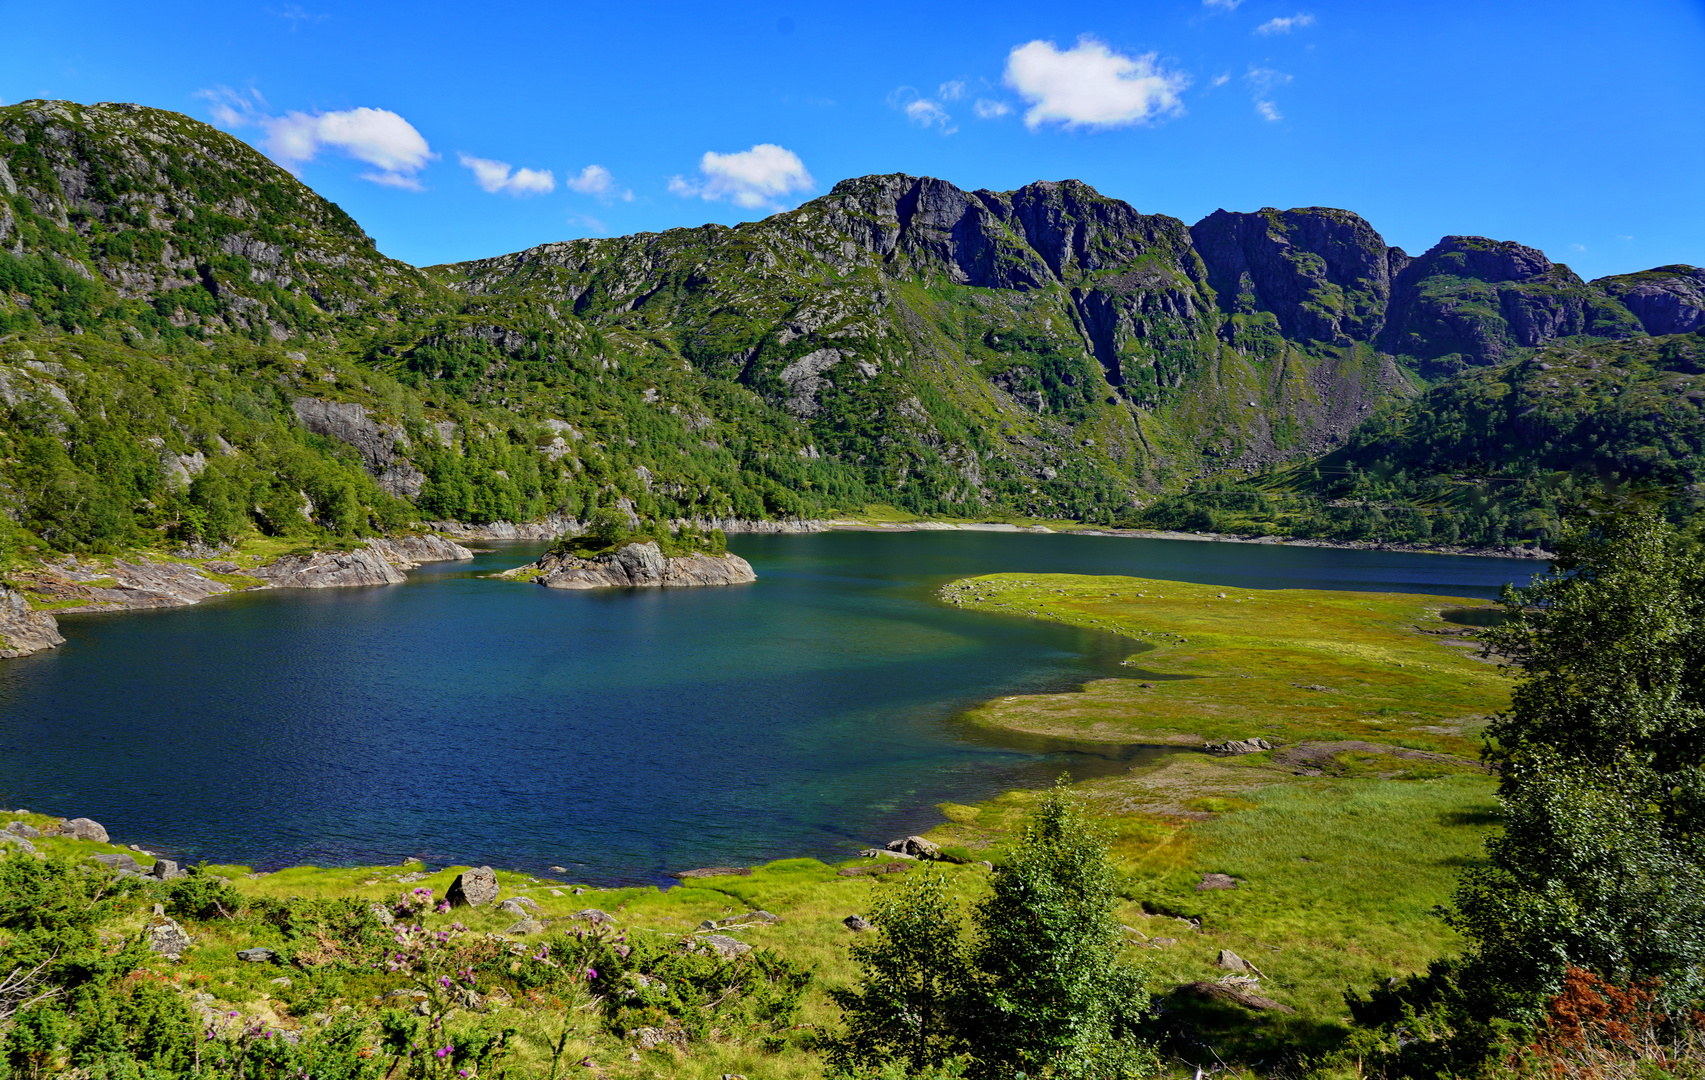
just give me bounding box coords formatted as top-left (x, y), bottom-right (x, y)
top-left (964, 781), bottom-right (1155, 1080)
top-left (584, 505), bottom-right (631, 547)
top-left (1450, 508), bottom-right (1705, 1017)
top-left (826, 871), bottom-right (969, 1076)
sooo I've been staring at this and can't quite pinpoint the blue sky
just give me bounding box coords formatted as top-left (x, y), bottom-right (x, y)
top-left (4, 0), bottom-right (1702, 280)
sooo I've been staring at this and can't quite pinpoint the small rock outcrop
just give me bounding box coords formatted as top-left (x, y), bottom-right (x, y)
top-left (843, 915), bottom-right (872, 932)
top-left (669, 866), bottom-right (751, 879)
top-left (570, 908), bottom-right (615, 925)
top-left (0, 585), bottom-right (64, 657)
top-left (92, 852), bottom-right (141, 874)
top-left (4, 821), bottom-right (41, 839)
top-left (1203, 737), bottom-right (1273, 755)
top-left (886, 835), bottom-right (943, 860)
top-left (519, 542), bottom-right (756, 590)
top-left (250, 547), bottom-right (406, 588)
top-left (0, 833), bottom-right (35, 855)
top-left (64, 817), bottom-right (109, 842)
top-left (146, 914), bottom-right (195, 958)
top-left (446, 866), bottom-right (500, 908)
top-left (367, 535), bottom-right (474, 568)
top-left (292, 398), bottom-right (426, 499)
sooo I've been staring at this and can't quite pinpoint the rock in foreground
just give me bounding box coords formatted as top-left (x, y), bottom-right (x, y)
top-left (0, 585), bottom-right (64, 657)
top-left (518, 541), bottom-right (755, 590)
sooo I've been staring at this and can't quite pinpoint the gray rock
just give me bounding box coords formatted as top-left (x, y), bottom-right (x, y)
top-left (497, 899), bottom-right (538, 917)
top-left (503, 918), bottom-right (547, 935)
top-left (527, 542), bottom-right (757, 590)
top-left (249, 547), bottom-right (407, 589)
top-left (885, 835), bottom-right (942, 860)
top-left (369, 902), bottom-right (395, 926)
top-left (4, 821), bottom-right (40, 839)
top-left (570, 908), bottom-right (614, 925)
top-left (1197, 873), bottom-right (1239, 891)
top-left (64, 817), bottom-right (109, 842)
top-left (669, 866), bottom-right (751, 879)
top-left (0, 585), bottom-right (63, 658)
top-left (1204, 737), bottom-right (1272, 755)
top-left (149, 859), bottom-right (182, 880)
top-left (291, 397), bottom-right (425, 498)
top-left (506, 895), bottom-right (541, 911)
top-left (92, 852), bottom-right (140, 874)
top-left (237, 947), bottom-right (277, 963)
top-left (1216, 949), bottom-right (1252, 972)
top-left (445, 866), bottom-right (500, 908)
top-left (843, 915), bottom-right (872, 932)
top-left (146, 916), bottom-right (194, 957)
top-left (0, 833), bottom-right (35, 855)
top-left (366, 535), bottom-right (474, 569)
top-left (695, 934), bottom-right (751, 957)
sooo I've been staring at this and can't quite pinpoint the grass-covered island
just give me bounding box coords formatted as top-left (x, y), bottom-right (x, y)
top-left (3, 510), bottom-right (1702, 1079)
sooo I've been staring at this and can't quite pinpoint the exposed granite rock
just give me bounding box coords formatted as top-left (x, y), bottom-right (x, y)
top-left (92, 852), bottom-right (141, 874)
top-left (1594, 265), bottom-right (1705, 337)
top-left (366, 534), bottom-right (474, 568)
top-left (11, 558), bottom-right (231, 613)
top-left (885, 835), bottom-right (943, 860)
top-left (446, 866), bottom-right (499, 908)
top-left (146, 914), bottom-right (195, 958)
top-left (0, 585), bottom-right (63, 657)
top-left (291, 397), bottom-right (425, 499)
top-left (64, 817), bottom-right (109, 842)
top-left (249, 547), bottom-right (406, 588)
top-left (519, 541), bottom-right (756, 590)
top-left (1204, 737), bottom-right (1273, 755)
top-left (0, 833), bottom-right (35, 854)
top-left (4, 821), bottom-right (41, 839)
top-left (1174, 981), bottom-right (1295, 1014)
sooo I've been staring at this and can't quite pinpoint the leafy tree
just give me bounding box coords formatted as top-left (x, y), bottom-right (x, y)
top-left (963, 782), bottom-right (1155, 1080)
top-left (826, 871), bottom-right (969, 1075)
top-left (1451, 507), bottom-right (1705, 1017)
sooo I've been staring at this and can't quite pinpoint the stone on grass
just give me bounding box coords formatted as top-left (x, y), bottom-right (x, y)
top-left (886, 835), bottom-right (941, 860)
top-left (63, 818), bottom-right (109, 843)
top-left (4, 821), bottom-right (40, 839)
top-left (1204, 737), bottom-right (1273, 755)
top-left (843, 915), bottom-right (871, 932)
top-left (237, 947), bottom-right (277, 963)
top-left (0, 833), bottom-right (35, 855)
top-left (445, 866), bottom-right (499, 908)
top-left (695, 934), bottom-right (751, 957)
top-left (146, 916), bottom-right (194, 958)
top-left (149, 859), bottom-right (182, 880)
top-left (91, 853), bottom-right (140, 875)
top-left (1175, 980), bottom-right (1295, 1014)
top-left (504, 919), bottom-right (547, 936)
top-left (1196, 873), bottom-right (1238, 891)
top-left (1216, 949), bottom-right (1251, 972)
top-left (570, 908), bottom-right (614, 925)
top-left (668, 866), bottom-right (751, 879)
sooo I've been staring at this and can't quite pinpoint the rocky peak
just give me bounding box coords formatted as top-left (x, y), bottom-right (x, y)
top-left (1190, 206), bottom-right (1398, 345)
top-left (1593, 264), bottom-right (1705, 337)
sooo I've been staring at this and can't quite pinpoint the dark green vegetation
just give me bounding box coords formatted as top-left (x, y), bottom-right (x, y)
top-left (828, 786), bottom-right (1153, 1079)
top-left (2, 99), bottom-right (1701, 567)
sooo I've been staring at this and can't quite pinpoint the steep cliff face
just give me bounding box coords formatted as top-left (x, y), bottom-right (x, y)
top-left (0, 585), bottom-right (63, 657)
top-left (1594, 265), bottom-right (1705, 337)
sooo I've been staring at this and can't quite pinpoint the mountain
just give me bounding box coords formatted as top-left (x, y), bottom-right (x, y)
top-left (0, 97), bottom-right (1699, 561)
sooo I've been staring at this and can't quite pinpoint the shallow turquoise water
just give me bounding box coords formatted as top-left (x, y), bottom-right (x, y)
top-left (0, 531), bottom-right (1537, 884)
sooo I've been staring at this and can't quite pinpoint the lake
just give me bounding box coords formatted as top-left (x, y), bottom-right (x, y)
top-left (0, 530), bottom-right (1539, 884)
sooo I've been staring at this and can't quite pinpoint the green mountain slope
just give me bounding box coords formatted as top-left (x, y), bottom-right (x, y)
top-left (1, 97), bottom-right (1700, 563)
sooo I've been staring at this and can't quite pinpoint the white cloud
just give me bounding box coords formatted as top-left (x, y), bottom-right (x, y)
top-left (1256, 13), bottom-right (1316, 34)
top-left (200, 87), bottom-right (436, 188)
top-left (974, 98), bottom-right (1012, 119)
top-left (457, 153), bottom-right (554, 196)
top-left (568, 212), bottom-right (610, 234)
top-left (938, 80), bottom-right (967, 101)
top-left (564, 164), bottom-right (632, 201)
top-left (1245, 67), bottom-right (1292, 122)
top-left (1210, 73), bottom-right (1231, 87)
top-left (1004, 36), bottom-right (1187, 129)
top-left (1569, 243), bottom-right (1588, 253)
top-left (1203, 0), bottom-right (1243, 8)
top-left (887, 87), bottom-right (957, 134)
top-left (669, 144), bottom-right (814, 210)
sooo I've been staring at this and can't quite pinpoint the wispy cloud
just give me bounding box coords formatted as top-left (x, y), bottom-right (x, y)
top-left (270, 4), bottom-right (328, 30)
top-left (568, 212), bottom-right (609, 234)
top-left (1256, 13), bottom-right (1315, 34)
top-left (1004, 36), bottom-right (1187, 129)
top-left (669, 144), bottom-right (814, 210)
top-left (888, 86), bottom-right (958, 134)
top-left (1210, 72), bottom-right (1231, 87)
top-left (457, 153), bottom-right (554, 196)
top-left (938, 80), bottom-right (967, 101)
top-left (974, 98), bottom-right (1012, 119)
top-left (1203, 0), bottom-right (1243, 8)
top-left (200, 87), bottom-right (436, 188)
top-left (565, 164), bottom-right (632, 202)
top-left (1245, 66), bottom-right (1292, 122)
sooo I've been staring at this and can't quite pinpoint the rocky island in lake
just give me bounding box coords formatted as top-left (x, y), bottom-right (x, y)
top-left (502, 537), bottom-right (756, 589)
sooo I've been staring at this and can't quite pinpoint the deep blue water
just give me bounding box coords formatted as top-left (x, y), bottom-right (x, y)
top-left (0, 531), bottom-right (1539, 885)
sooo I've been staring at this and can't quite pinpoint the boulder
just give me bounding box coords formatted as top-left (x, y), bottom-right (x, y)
top-left (504, 895), bottom-right (541, 912)
top-left (695, 934), bottom-right (751, 957)
top-left (1197, 873), bottom-right (1239, 891)
top-left (369, 902), bottom-right (395, 926)
top-left (146, 916), bottom-right (194, 958)
top-left (1203, 737), bottom-right (1273, 755)
top-left (0, 833), bottom-right (35, 855)
top-left (570, 908), bottom-right (615, 925)
top-left (1174, 980), bottom-right (1296, 1014)
top-left (237, 947), bottom-right (277, 963)
top-left (445, 866), bottom-right (500, 908)
top-left (860, 847), bottom-right (916, 860)
top-left (843, 915), bottom-right (872, 932)
top-left (64, 817), bottom-right (109, 842)
top-left (0, 585), bottom-right (63, 658)
top-left (149, 859), bottom-right (183, 880)
top-left (1215, 949), bottom-right (1252, 972)
top-left (4, 821), bottom-right (40, 839)
top-left (668, 866), bottom-right (751, 879)
top-left (503, 919), bottom-right (548, 936)
top-left (91, 852), bottom-right (140, 874)
top-left (885, 835), bottom-right (942, 860)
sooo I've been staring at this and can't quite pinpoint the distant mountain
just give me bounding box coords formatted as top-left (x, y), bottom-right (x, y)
top-left (0, 98), bottom-right (1699, 558)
